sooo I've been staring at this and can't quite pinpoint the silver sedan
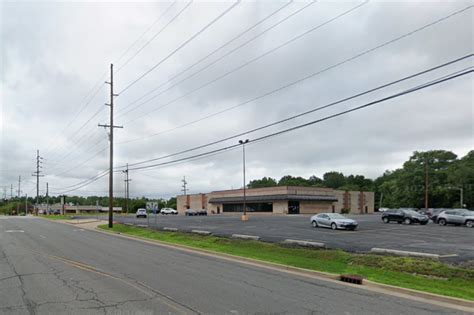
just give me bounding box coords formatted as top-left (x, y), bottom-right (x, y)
top-left (310, 213), bottom-right (358, 230)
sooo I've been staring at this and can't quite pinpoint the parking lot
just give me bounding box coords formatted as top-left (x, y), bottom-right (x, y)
top-left (109, 213), bottom-right (474, 263)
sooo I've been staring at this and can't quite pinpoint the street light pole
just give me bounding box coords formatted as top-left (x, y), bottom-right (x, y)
top-left (448, 186), bottom-right (464, 208)
top-left (239, 139), bottom-right (249, 221)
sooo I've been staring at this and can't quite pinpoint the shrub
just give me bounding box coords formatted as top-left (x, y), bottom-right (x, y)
top-left (340, 208), bottom-right (350, 214)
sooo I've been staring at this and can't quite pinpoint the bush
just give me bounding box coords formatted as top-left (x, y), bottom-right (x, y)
top-left (340, 208), bottom-right (350, 214)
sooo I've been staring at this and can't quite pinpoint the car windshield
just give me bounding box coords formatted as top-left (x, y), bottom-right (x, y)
top-left (327, 213), bottom-right (347, 219)
top-left (403, 210), bottom-right (419, 215)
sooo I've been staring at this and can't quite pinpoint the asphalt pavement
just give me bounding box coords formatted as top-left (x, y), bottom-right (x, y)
top-left (0, 216), bottom-right (466, 314)
top-left (111, 213), bottom-right (474, 263)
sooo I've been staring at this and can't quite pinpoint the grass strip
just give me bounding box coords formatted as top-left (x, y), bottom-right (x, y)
top-left (99, 224), bottom-right (473, 301)
top-left (40, 215), bottom-right (75, 220)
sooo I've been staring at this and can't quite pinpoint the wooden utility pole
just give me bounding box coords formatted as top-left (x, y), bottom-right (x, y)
top-left (16, 176), bottom-right (21, 215)
top-left (424, 158), bottom-right (429, 209)
top-left (46, 182), bottom-right (49, 214)
top-left (99, 64), bottom-right (122, 228)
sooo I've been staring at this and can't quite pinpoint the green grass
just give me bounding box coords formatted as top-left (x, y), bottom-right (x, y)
top-left (40, 215), bottom-right (75, 220)
top-left (99, 224), bottom-right (474, 301)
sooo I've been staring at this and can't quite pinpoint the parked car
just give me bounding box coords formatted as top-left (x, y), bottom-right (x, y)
top-left (310, 213), bottom-right (358, 230)
top-left (136, 208), bottom-right (147, 218)
top-left (197, 210), bottom-right (207, 216)
top-left (381, 209), bottom-right (429, 225)
top-left (426, 208), bottom-right (446, 222)
top-left (53, 209), bottom-right (61, 215)
top-left (160, 208), bottom-right (178, 215)
top-left (437, 209), bottom-right (474, 227)
top-left (185, 209), bottom-right (197, 216)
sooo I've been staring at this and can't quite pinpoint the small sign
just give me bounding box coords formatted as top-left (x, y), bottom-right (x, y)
top-left (146, 202), bottom-right (158, 211)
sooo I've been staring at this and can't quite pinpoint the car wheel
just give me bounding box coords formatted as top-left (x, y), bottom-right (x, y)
top-left (404, 218), bottom-right (411, 225)
top-left (382, 217), bottom-right (390, 224)
top-left (311, 220), bottom-right (318, 228)
top-left (331, 223), bottom-right (337, 230)
top-left (438, 218), bottom-right (447, 226)
top-left (466, 220), bottom-right (473, 228)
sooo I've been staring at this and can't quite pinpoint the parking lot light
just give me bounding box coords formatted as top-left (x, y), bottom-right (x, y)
top-left (239, 139), bottom-right (249, 221)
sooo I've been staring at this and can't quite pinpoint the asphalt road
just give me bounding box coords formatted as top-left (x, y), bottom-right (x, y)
top-left (112, 213), bottom-right (474, 263)
top-left (0, 216), bottom-right (465, 314)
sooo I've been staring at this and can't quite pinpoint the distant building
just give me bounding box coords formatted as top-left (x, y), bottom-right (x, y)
top-left (177, 186), bottom-right (374, 215)
top-left (37, 204), bottom-right (122, 214)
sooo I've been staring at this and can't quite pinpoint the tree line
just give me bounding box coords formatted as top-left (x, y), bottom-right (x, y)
top-left (1, 150), bottom-right (472, 215)
top-left (0, 195), bottom-right (177, 215)
top-left (247, 150), bottom-right (473, 209)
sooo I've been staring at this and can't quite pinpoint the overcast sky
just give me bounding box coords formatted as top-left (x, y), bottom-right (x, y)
top-left (1, 0), bottom-right (473, 200)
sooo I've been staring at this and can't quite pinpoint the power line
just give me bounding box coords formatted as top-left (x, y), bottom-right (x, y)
top-left (43, 2), bottom-right (180, 168)
top-left (50, 146), bottom-right (108, 178)
top-left (125, 69), bottom-right (472, 172)
top-left (115, 0), bottom-right (297, 117)
top-left (115, 1), bottom-right (178, 71)
top-left (119, 4), bottom-right (472, 137)
top-left (42, 75), bottom-right (107, 158)
top-left (118, 1), bottom-right (240, 95)
top-left (115, 1), bottom-right (182, 73)
top-left (121, 0), bottom-right (360, 125)
top-left (118, 54), bottom-right (472, 168)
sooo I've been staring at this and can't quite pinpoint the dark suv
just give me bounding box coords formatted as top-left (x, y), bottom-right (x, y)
top-left (382, 209), bottom-right (429, 225)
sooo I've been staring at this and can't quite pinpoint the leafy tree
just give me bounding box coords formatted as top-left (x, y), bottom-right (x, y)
top-left (308, 175), bottom-right (323, 186)
top-left (166, 197), bottom-right (177, 209)
top-left (248, 177), bottom-right (277, 188)
top-left (278, 175), bottom-right (310, 186)
top-left (323, 172), bottom-right (346, 189)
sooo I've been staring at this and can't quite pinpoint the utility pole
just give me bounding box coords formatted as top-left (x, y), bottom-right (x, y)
top-left (123, 163), bottom-right (131, 213)
top-left (32, 150), bottom-right (44, 215)
top-left (46, 182), bottom-right (49, 214)
top-left (181, 176), bottom-right (188, 209)
top-left (16, 176), bottom-right (21, 215)
top-left (99, 64), bottom-right (122, 228)
top-left (17, 176), bottom-right (21, 198)
top-left (424, 158), bottom-right (429, 209)
top-left (181, 176), bottom-right (188, 195)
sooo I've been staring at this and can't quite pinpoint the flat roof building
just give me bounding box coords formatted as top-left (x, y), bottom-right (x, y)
top-left (177, 186), bottom-right (374, 215)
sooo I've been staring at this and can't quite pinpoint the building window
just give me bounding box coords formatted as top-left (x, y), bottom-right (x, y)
top-left (223, 203), bottom-right (273, 212)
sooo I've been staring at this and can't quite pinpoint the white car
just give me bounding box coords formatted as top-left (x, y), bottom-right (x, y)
top-left (136, 208), bottom-right (147, 218)
top-left (160, 208), bottom-right (178, 215)
top-left (378, 207), bottom-right (389, 212)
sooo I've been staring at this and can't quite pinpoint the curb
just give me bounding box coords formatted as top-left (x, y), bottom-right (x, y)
top-left (163, 227), bottom-right (178, 232)
top-left (282, 239), bottom-right (325, 248)
top-left (231, 234), bottom-right (260, 240)
top-left (191, 230), bottom-right (212, 235)
top-left (371, 248), bottom-right (440, 260)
